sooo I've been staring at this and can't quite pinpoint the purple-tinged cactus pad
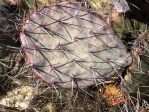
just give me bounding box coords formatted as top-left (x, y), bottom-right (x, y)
top-left (20, 2), bottom-right (132, 88)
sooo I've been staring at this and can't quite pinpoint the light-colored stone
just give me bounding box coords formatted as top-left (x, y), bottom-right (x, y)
top-left (0, 86), bottom-right (38, 110)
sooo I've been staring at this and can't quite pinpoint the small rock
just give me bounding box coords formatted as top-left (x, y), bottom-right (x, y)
top-left (0, 86), bottom-right (38, 110)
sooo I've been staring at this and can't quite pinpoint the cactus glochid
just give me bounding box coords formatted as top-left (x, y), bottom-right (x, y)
top-left (20, 2), bottom-right (132, 88)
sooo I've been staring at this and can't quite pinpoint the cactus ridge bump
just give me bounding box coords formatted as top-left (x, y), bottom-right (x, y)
top-left (20, 2), bottom-right (132, 88)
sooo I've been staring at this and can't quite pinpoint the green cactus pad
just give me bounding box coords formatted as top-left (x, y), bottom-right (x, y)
top-left (20, 2), bottom-right (132, 88)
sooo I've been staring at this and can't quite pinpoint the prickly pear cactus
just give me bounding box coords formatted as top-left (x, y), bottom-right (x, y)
top-left (20, 2), bottom-right (132, 88)
top-left (125, 32), bottom-right (149, 93)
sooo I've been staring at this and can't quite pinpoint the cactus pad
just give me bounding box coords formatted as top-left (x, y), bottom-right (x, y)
top-left (20, 2), bottom-right (132, 88)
